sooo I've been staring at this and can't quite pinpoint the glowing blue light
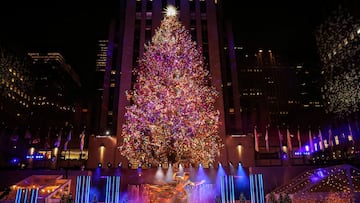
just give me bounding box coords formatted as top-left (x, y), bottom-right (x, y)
top-left (310, 169), bottom-right (326, 183)
top-left (11, 158), bottom-right (19, 164)
top-left (250, 174), bottom-right (264, 203)
top-left (75, 176), bottom-right (91, 203)
top-left (26, 154), bottom-right (44, 160)
top-left (196, 163), bottom-right (210, 183)
top-left (216, 164), bottom-right (227, 194)
top-left (294, 151), bottom-right (310, 156)
top-left (106, 176), bottom-right (121, 203)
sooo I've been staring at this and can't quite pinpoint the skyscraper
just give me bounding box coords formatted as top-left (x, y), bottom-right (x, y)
top-left (316, 4), bottom-right (360, 118)
top-left (0, 46), bottom-right (32, 125)
top-left (27, 52), bottom-right (82, 129)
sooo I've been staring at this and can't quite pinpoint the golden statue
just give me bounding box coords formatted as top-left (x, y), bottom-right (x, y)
top-left (144, 172), bottom-right (205, 203)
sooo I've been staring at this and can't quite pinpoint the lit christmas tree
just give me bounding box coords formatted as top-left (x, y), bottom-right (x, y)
top-left (119, 5), bottom-right (223, 168)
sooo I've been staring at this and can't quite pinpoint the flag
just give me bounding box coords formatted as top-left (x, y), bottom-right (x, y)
top-left (328, 127), bottom-right (333, 147)
top-left (44, 128), bottom-right (51, 149)
top-left (31, 128), bottom-right (41, 144)
top-left (254, 125), bottom-right (259, 152)
top-left (80, 130), bottom-right (85, 152)
top-left (297, 126), bottom-right (302, 149)
top-left (308, 128), bottom-right (313, 152)
top-left (54, 129), bottom-right (62, 148)
top-left (63, 130), bottom-right (72, 151)
top-left (54, 133), bottom-right (61, 148)
top-left (348, 122), bottom-right (354, 143)
top-left (318, 127), bottom-right (323, 151)
top-left (265, 125), bottom-right (269, 152)
top-left (278, 126), bottom-right (283, 150)
top-left (32, 137), bottom-right (41, 144)
top-left (24, 128), bottom-right (32, 140)
top-left (10, 133), bottom-right (19, 142)
top-left (286, 127), bottom-right (292, 152)
top-left (67, 130), bottom-right (72, 141)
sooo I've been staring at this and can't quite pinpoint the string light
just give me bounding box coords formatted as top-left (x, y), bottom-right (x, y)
top-left (119, 6), bottom-right (223, 167)
top-left (316, 7), bottom-right (360, 117)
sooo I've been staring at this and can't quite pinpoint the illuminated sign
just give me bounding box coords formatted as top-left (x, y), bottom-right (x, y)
top-left (26, 154), bottom-right (45, 160)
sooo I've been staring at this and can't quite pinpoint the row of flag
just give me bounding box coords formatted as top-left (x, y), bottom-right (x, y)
top-left (52, 129), bottom-right (86, 152)
top-left (254, 124), bottom-right (355, 152)
top-left (8, 127), bottom-right (86, 152)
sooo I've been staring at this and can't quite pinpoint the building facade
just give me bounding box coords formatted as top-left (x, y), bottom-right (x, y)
top-left (27, 52), bottom-right (82, 130)
top-left (315, 2), bottom-right (360, 139)
top-left (316, 5), bottom-right (360, 118)
top-left (0, 46), bottom-right (33, 126)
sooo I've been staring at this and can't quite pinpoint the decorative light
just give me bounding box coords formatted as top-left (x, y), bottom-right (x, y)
top-left (118, 7), bottom-right (223, 167)
top-left (165, 5), bottom-right (177, 17)
top-left (316, 8), bottom-right (360, 117)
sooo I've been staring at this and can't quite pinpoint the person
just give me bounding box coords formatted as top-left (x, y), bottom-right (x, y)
top-left (60, 194), bottom-right (66, 203)
top-left (68, 192), bottom-right (73, 203)
top-left (239, 192), bottom-right (246, 203)
top-left (215, 195), bottom-right (221, 203)
top-left (92, 195), bottom-right (98, 203)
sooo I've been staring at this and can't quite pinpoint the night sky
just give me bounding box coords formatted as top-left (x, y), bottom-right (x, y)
top-left (0, 1), bottom-right (330, 89)
top-left (0, 1), bottom-right (118, 93)
top-left (226, 1), bottom-right (326, 65)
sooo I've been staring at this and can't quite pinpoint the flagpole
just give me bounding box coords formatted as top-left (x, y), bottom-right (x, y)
top-left (265, 125), bottom-right (269, 152)
top-left (318, 127), bottom-right (324, 151)
top-left (277, 125), bottom-right (283, 155)
top-left (348, 120), bottom-right (354, 144)
top-left (297, 125), bottom-right (301, 150)
top-left (69, 127), bottom-right (72, 160)
top-left (308, 126), bottom-right (313, 153)
top-left (328, 126), bottom-right (333, 148)
top-left (254, 125), bottom-right (259, 152)
top-left (286, 126), bottom-right (292, 156)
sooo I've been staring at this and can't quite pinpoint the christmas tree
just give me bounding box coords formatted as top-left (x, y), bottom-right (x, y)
top-left (119, 5), bottom-right (223, 168)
